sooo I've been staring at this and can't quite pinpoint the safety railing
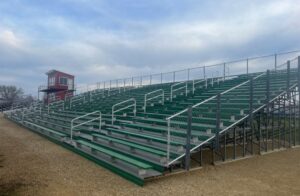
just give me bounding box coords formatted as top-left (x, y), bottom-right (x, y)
top-left (48, 100), bottom-right (64, 114)
top-left (70, 111), bottom-right (102, 142)
top-left (144, 89), bottom-right (164, 112)
top-left (165, 72), bottom-right (267, 166)
top-left (164, 57), bottom-right (299, 167)
top-left (112, 98), bottom-right (136, 125)
top-left (170, 81), bottom-right (188, 102)
top-left (70, 95), bottom-right (85, 109)
top-left (76, 50), bottom-right (300, 94)
top-left (192, 79), bottom-right (206, 94)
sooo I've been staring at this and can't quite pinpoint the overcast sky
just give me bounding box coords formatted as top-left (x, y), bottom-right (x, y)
top-left (0, 0), bottom-right (300, 95)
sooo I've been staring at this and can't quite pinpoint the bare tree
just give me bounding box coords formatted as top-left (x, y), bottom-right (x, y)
top-left (0, 85), bottom-right (24, 103)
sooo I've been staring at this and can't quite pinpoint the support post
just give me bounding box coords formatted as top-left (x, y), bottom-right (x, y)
top-left (173, 71), bottom-right (176, 82)
top-left (223, 63), bottom-right (226, 81)
top-left (249, 78), bottom-right (254, 154)
top-left (266, 70), bottom-right (270, 152)
top-left (216, 93), bottom-right (221, 150)
top-left (185, 107), bottom-right (192, 171)
top-left (246, 58), bottom-right (249, 76)
top-left (298, 56), bottom-right (300, 144)
top-left (275, 53), bottom-right (277, 70)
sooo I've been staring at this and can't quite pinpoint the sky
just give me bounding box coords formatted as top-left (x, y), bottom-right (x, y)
top-left (0, 0), bottom-right (300, 95)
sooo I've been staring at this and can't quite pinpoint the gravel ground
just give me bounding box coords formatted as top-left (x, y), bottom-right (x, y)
top-left (0, 115), bottom-right (300, 196)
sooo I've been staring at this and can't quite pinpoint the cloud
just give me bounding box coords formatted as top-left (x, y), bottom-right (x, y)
top-left (0, 0), bottom-right (300, 95)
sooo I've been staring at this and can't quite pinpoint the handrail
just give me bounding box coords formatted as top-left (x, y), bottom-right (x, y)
top-left (165, 71), bottom-right (266, 164)
top-left (192, 79), bottom-right (206, 94)
top-left (144, 89), bottom-right (164, 112)
top-left (165, 82), bottom-right (300, 166)
top-left (77, 50), bottom-right (300, 94)
top-left (70, 95), bottom-right (85, 109)
top-left (48, 100), bottom-right (64, 114)
top-left (70, 111), bottom-right (102, 142)
top-left (170, 81), bottom-right (188, 102)
top-left (112, 98), bottom-right (136, 125)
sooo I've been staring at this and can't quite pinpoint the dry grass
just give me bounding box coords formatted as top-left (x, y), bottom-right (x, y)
top-left (0, 115), bottom-right (300, 196)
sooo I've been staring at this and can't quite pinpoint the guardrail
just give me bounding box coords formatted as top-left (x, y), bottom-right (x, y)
top-left (112, 98), bottom-right (136, 125)
top-left (165, 72), bottom-right (266, 165)
top-left (70, 111), bottom-right (102, 142)
top-left (170, 81), bottom-right (188, 102)
top-left (192, 79), bottom-right (206, 94)
top-left (164, 57), bottom-right (299, 166)
top-left (48, 100), bottom-right (64, 114)
top-left (144, 89), bottom-right (164, 112)
top-left (76, 50), bottom-right (300, 94)
top-left (70, 95), bottom-right (85, 109)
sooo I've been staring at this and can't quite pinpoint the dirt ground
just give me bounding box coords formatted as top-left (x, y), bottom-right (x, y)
top-left (0, 115), bottom-right (300, 196)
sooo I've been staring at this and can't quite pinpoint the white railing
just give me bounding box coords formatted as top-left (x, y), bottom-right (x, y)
top-left (144, 89), bottom-right (164, 112)
top-left (165, 72), bottom-right (266, 166)
top-left (70, 111), bottom-right (102, 142)
top-left (70, 95), bottom-right (85, 109)
top-left (192, 79), bottom-right (206, 94)
top-left (112, 98), bottom-right (136, 125)
top-left (170, 81), bottom-right (188, 102)
top-left (75, 50), bottom-right (300, 94)
top-left (48, 100), bottom-right (64, 114)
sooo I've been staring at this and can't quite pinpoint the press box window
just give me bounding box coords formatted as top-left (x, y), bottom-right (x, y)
top-left (60, 77), bottom-right (68, 85)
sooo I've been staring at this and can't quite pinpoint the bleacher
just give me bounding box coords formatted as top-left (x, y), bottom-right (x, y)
top-left (4, 55), bottom-right (300, 186)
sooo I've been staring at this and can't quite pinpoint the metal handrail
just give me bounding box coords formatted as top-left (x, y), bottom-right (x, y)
top-left (70, 95), bottom-right (85, 109)
top-left (112, 98), bottom-right (136, 125)
top-left (76, 50), bottom-right (300, 94)
top-left (48, 100), bottom-right (64, 114)
top-left (170, 81), bottom-right (188, 102)
top-left (165, 71), bottom-right (266, 164)
top-left (192, 79), bottom-right (206, 94)
top-left (70, 111), bottom-right (102, 142)
top-left (144, 89), bottom-right (164, 112)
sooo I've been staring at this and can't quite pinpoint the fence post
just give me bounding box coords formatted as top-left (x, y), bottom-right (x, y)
top-left (216, 93), bottom-right (221, 150)
top-left (298, 56), bottom-right (300, 144)
top-left (187, 68), bottom-right (190, 81)
top-left (185, 106), bottom-right (192, 171)
top-left (275, 53), bottom-right (277, 71)
top-left (249, 78), bottom-right (254, 154)
top-left (246, 58), bottom-right (249, 76)
top-left (173, 71), bottom-right (175, 82)
top-left (203, 66), bottom-right (206, 80)
top-left (223, 63), bottom-right (226, 81)
top-left (266, 70), bottom-right (270, 152)
top-left (287, 60), bottom-right (290, 99)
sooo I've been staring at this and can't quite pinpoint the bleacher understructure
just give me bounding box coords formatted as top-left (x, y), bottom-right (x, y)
top-left (4, 55), bottom-right (300, 186)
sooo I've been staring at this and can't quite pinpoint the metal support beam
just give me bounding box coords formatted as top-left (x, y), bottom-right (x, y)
top-left (185, 107), bottom-right (192, 171)
top-left (249, 78), bottom-right (254, 154)
top-left (216, 93), bottom-right (221, 150)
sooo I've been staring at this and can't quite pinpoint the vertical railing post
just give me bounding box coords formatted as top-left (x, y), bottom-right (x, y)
top-left (160, 73), bottom-right (163, 84)
top-left (167, 119), bottom-right (171, 164)
top-left (203, 66), bottom-right (206, 80)
top-left (249, 78), bottom-right (254, 154)
top-left (246, 58), bottom-right (249, 76)
top-left (185, 106), bottom-right (192, 171)
top-left (150, 75), bottom-right (152, 85)
top-left (173, 71), bottom-right (175, 82)
top-left (223, 63), bottom-right (226, 81)
top-left (287, 60), bottom-right (291, 98)
top-left (298, 56), bottom-right (300, 144)
top-left (275, 53), bottom-right (277, 71)
top-left (216, 93), bottom-right (221, 150)
top-left (187, 68), bottom-right (190, 81)
top-left (131, 77), bottom-right (134, 87)
top-left (266, 70), bottom-right (270, 152)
